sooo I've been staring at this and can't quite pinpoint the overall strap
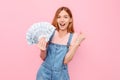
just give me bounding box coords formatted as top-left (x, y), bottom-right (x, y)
top-left (67, 33), bottom-right (73, 47)
top-left (49, 30), bottom-right (55, 42)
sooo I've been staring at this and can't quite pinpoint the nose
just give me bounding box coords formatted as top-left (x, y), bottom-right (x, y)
top-left (60, 17), bottom-right (64, 22)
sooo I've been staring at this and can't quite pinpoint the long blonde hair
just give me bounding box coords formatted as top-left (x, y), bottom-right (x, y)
top-left (52, 7), bottom-right (74, 33)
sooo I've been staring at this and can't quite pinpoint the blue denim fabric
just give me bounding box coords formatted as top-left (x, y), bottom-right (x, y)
top-left (36, 33), bottom-right (73, 80)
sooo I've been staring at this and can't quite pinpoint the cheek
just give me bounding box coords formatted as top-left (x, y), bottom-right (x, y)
top-left (57, 19), bottom-right (59, 23)
top-left (66, 20), bottom-right (71, 25)
top-left (65, 18), bottom-right (71, 22)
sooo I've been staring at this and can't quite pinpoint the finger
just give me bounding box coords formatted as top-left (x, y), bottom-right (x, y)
top-left (39, 38), bottom-right (44, 50)
top-left (43, 38), bottom-right (47, 50)
top-left (41, 37), bottom-right (46, 50)
top-left (41, 38), bottom-right (45, 50)
top-left (75, 34), bottom-right (82, 44)
top-left (43, 41), bottom-right (46, 50)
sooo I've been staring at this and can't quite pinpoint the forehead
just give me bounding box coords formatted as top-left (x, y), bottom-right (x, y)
top-left (58, 10), bottom-right (69, 16)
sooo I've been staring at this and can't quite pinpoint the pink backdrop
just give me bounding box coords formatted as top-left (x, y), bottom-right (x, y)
top-left (0, 0), bottom-right (120, 80)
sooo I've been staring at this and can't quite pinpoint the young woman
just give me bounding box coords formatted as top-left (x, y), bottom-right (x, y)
top-left (36, 6), bottom-right (85, 80)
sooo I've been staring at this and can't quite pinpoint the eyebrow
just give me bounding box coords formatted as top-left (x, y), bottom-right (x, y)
top-left (58, 14), bottom-right (69, 16)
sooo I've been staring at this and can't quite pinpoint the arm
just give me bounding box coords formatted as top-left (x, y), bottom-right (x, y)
top-left (40, 50), bottom-right (47, 61)
top-left (64, 33), bottom-right (85, 64)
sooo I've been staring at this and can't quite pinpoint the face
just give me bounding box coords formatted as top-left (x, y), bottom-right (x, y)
top-left (57, 10), bottom-right (72, 31)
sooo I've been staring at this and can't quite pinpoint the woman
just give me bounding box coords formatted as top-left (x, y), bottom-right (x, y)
top-left (36, 6), bottom-right (85, 80)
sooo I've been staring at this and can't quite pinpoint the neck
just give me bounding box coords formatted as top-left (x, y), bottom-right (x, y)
top-left (58, 30), bottom-right (68, 38)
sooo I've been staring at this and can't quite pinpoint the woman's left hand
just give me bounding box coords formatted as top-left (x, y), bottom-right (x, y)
top-left (75, 32), bottom-right (86, 46)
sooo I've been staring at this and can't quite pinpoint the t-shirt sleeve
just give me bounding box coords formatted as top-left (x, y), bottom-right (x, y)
top-left (70, 33), bottom-right (79, 46)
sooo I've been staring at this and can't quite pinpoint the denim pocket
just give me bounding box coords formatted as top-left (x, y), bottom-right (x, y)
top-left (36, 65), bottom-right (51, 80)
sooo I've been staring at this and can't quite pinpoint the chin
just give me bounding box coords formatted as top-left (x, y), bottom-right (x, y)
top-left (60, 28), bottom-right (67, 31)
top-left (59, 26), bottom-right (67, 30)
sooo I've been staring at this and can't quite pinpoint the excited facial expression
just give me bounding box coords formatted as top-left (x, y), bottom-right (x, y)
top-left (57, 10), bottom-right (72, 31)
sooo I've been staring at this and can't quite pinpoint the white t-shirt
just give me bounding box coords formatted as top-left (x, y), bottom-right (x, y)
top-left (51, 30), bottom-right (78, 46)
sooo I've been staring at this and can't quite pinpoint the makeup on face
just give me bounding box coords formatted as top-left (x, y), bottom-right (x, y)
top-left (57, 10), bottom-right (71, 31)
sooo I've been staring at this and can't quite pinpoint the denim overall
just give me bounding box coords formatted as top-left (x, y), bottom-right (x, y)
top-left (36, 32), bottom-right (73, 80)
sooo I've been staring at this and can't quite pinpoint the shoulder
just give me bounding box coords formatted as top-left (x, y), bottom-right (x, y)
top-left (70, 32), bottom-right (79, 45)
top-left (52, 30), bottom-right (58, 38)
top-left (72, 32), bottom-right (79, 37)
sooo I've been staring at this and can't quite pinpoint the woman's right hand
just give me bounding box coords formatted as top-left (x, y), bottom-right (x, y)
top-left (37, 37), bottom-right (47, 51)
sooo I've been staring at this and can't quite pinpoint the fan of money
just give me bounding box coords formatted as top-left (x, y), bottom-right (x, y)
top-left (26, 22), bottom-right (56, 45)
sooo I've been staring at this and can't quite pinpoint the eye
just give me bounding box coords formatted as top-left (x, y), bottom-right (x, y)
top-left (64, 15), bottom-right (68, 18)
top-left (65, 16), bottom-right (68, 18)
top-left (57, 16), bottom-right (61, 18)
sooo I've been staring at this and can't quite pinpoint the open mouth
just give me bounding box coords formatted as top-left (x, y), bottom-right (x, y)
top-left (59, 23), bottom-right (66, 26)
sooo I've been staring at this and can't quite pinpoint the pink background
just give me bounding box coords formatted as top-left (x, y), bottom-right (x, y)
top-left (0, 0), bottom-right (120, 80)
